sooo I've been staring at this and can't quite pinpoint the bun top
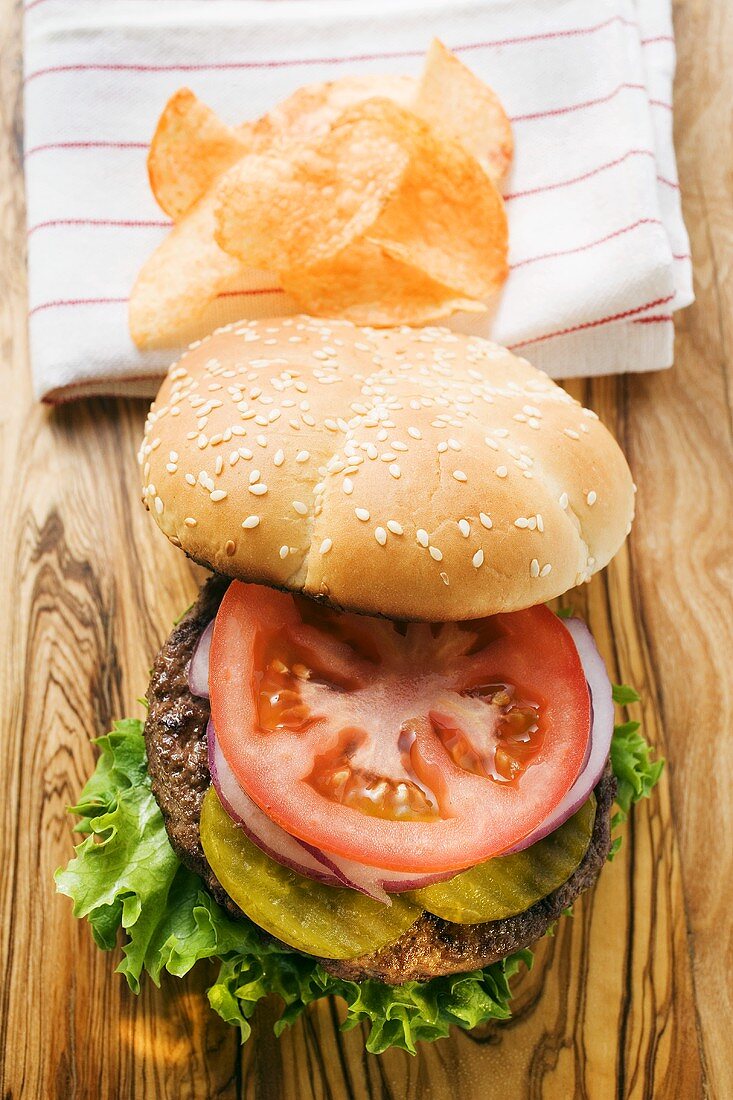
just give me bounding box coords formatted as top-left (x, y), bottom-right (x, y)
top-left (140, 316), bottom-right (634, 620)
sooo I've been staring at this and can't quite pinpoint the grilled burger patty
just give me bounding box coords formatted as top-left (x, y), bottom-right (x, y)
top-left (145, 577), bottom-right (616, 984)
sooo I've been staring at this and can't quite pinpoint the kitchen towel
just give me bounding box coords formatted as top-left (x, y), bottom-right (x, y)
top-left (23, 0), bottom-right (693, 402)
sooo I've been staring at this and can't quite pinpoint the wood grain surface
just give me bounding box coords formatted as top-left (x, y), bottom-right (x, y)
top-left (1, 0), bottom-right (731, 1096)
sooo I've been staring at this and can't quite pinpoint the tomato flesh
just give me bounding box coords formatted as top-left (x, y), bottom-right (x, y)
top-left (210, 582), bottom-right (591, 874)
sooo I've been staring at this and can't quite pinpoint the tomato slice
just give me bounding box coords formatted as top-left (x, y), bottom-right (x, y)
top-left (210, 582), bottom-right (591, 874)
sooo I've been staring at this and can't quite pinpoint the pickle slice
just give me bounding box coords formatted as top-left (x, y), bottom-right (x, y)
top-left (200, 787), bottom-right (421, 959)
top-left (406, 795), bottom-right (596, 924)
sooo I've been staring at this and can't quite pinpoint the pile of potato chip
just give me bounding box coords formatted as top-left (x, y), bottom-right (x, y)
top-left (130, 41), bottom-right (512, 348)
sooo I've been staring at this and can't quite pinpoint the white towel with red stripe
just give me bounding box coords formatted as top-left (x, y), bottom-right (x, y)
top-left (24, 0), bottom-right (692, 402)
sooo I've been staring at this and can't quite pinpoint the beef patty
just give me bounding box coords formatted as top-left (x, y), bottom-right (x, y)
top-left (145, 576), bottom-right (616, 984)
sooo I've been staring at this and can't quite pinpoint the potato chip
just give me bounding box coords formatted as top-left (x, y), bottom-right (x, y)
top-left (214, 99), bottom-right (412, 272)
top-left (280, 239), bottom-right (487, 327)
top-left (129, 195), bottom-right (243, 348)
top-left (243, 74), bottom-right (415, 150)
top-left (363, 104), bottom-right (508, 299)
top-left (413, 39), bottom-right (513, 184)
top-left (216, 97), bottom-right (507, 304)
top-left (148, 88), bottom-right (251, 220)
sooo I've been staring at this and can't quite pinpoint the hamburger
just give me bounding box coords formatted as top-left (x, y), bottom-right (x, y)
top-left (57, 316), bottom-right (663, 1053)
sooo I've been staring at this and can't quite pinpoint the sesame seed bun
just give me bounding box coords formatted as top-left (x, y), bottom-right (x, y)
top-left (139, 316), bottom-right (634, 620)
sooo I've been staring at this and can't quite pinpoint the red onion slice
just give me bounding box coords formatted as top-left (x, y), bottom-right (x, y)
top-left (208, 722), bottom-right (455, 903)
top-left (208, 722), bottom-right (348, 889)
top-left (188, 620), bottom-right (213, 699)
top-left (505, 617), bottom-right (614, 853)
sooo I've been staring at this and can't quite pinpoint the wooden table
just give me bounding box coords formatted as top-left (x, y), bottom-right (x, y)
top-left (1, 1), bottom-right (731, 1096)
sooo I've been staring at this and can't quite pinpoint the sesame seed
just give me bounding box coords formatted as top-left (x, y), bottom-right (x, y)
top-left (355, 508), bottom-right (370, 521)
top-left (537, 514), bottom-right (544, 532)
top-left (184, 517), bottom-right (197, 527)
top-left (392, 441), bottom-right (408, 452)
top-left (448, 438), bottom-right (461, 451)
top-left (496, 466), bottom-right (508, 478)
top-left (480, 512), bottom-right (493, 529)
top-left (343, 478), bottom-right (354, 495)
top-left (225, 540), bottom-right (236, 556)
top-left (564, 428), bottom-right (580, 440)
top-left (319, 538), bottom-right (333, 554)
top-left (273, 449), bottom-right (284, 467)
top-left (440, 572), bottom-right (450, 586)
top-left (472, 549), bottom-right (484, 568)
top-left (295, 450), bottom-right (310, 463)
top-left (242, 515), bottom-right (260, 529)
top-left (458, 519), bottom-right (470, 537)
top-left (214, 456), bottom-right (223, 475)
top-left (407, 426), bottom-right (422, 439)
top-left (250, 483), bottom-right (268, 496)
top-left (375, 527), bottom-right (387, 546)
top-left (249, 470), bottom-right (260, 485)
top-left (540, 563), bottom-right (552, 577)
top-left (453, 470), bottom-right (467, 482)
top-left (210, 490), bottom-right (227, 502)
top-left (185, 473), bottom-right (196, 486)
top-left (389, 463), bottom-right (401, 479)
top-left (559, 492), bottom-right (569, 510)
top-left (293, 501), bottom-right (308, 515)
top-left (154, 496), bottom-right (164, 515)
top-left (587, 490), bottom-right (597, 506)
top-left (530, 558), bottom-right (540, 578)
top-left (514, 517), bottom-right (529, 528)
top-left (416, 529), bottom-right (429, 548)
top-left (484, 437), bottom-right (499, 451)
top-left (437, 441), bottom-right (448, 453)
top-left (386, 520), bottom-right (403, 535)
top-left (279, 545), bottom-right (289, 559)
top-left (429, 545), bottom-right (443, 561)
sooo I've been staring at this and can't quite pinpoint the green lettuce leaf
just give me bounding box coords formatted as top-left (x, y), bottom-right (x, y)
top-left (612, 684), bottom-right (641, 705)
top-left (606, 686), bottom-right (664, 860)
top-left (56, 686), bottom-right (663, 1053)
top-left (611, 719), bottom-right (664, 818)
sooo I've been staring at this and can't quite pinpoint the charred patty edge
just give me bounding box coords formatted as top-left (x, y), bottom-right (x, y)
top-left (144, 577), bottom-right (616, 985)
